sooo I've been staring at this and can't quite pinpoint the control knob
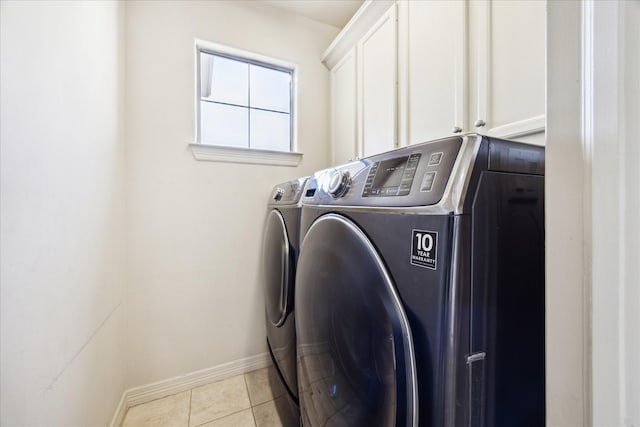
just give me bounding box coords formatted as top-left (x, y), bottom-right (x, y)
top-left (273, 187), bottom-right (284, 201)
top-left (327, 170), bottom-right (351, 198)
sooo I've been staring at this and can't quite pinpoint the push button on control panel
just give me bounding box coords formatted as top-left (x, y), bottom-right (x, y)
top-left (428, 152), bottom-right (443, 166)
top-left (420, 171), bottom-right (437, 192)
top-left (398, 153), bottom-right (421, 196)
top-left (362, 163), bottom-right (379, 197)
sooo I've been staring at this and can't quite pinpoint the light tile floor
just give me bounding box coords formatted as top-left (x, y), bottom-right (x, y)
top-left (122, 365), bottom-right (297, 427)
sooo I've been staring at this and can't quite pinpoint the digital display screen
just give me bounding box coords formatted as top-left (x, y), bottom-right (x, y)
top-left (371, 156), bottom-right (408, 190)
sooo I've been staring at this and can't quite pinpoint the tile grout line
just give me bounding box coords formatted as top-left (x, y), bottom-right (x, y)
top-left (187, 389), bottom-right (193, 427)
top-left (126, 371), bottom-right (272, 427)
top-left (191, 373), bottom-right (257, 427)
top-left (243, 373), bottom-right (259, 427)
top-left (191, 407), bottom-right (255, 427)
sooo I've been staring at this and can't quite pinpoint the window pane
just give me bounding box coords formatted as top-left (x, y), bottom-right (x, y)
top-left (250, 109), bottom-right (290, 152)
top-left (201, 53), bottom-right (249, 106)
top-left (250, 65), bottom-right (291, 113)
top-left (200, 101), bottom-right (248, 148)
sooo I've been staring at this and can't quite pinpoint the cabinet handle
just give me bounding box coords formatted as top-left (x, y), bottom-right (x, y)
top-left (452, 126), bottom-right (463, 134)
top-left (474, 119), bottom-right (486, 128)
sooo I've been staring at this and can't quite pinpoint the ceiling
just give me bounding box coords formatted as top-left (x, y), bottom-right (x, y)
top-left (262, 0), bottom-right (364, 29)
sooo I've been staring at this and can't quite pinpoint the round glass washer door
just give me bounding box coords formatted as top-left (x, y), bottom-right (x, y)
top-left (295, 213), bottom-right (418, 427)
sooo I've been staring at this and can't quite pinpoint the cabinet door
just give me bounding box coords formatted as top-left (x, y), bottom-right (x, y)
top-left (401, 0), bottom-right (466, 145)
top-left (359, 5), bottom-right (397, 158)
top-left (469, 0), bottom-right (545, 139)
top-left (331, 48), bottom-right (358, 165)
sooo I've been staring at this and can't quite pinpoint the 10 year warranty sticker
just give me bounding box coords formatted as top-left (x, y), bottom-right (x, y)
top-left (411, 230), bottom-right (437, 269)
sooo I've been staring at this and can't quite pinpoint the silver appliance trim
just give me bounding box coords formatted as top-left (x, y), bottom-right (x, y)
top-left (266, 209), bottom-right (290, 328)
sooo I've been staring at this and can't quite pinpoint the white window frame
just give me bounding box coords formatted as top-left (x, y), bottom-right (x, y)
top-left (189, 39), bottom-right (302, 166)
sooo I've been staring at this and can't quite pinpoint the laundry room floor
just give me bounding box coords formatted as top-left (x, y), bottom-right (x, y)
top-left (121, 366), bottom-right (295, 427)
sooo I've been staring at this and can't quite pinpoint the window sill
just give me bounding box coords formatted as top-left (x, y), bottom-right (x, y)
top-left (189, 143), bottom-right (303, 167)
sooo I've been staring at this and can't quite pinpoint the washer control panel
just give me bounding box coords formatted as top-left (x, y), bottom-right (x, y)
top-left (269, 177), bottom-right (308, 206)
top-left (304, 136), bottom-right (463, 207)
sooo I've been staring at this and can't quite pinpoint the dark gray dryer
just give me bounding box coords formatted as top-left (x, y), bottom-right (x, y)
top-left (262, 177), bottom-right (307, 425)
top-left (295, 135), bottom-right (545, 427)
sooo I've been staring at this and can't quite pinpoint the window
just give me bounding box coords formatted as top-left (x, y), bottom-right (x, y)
top-left (197, 45), bottom-right (294, 154)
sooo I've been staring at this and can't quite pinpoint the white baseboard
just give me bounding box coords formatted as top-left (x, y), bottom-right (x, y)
top-left (109, 352), bottom-right (272, 427)
top-left (109, 391), bottom-right (128, 427)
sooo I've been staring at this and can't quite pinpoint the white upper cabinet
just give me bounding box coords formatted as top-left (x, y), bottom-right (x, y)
top-left (322, 0), bottom-right (396, 164)
top-left (398, 0), bottom-right (466, 146)
top-left (359, 5), bottom-right (397, 157)
top-left (330, 48), bottom-right (358, 164)
top-left (323, 0), bottom-right (545, 163)
top-left (468, 0), bottom-right (545, 139)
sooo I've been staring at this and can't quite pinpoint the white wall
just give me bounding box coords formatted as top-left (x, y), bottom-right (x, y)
top-left (0, 2), bottom-right (127, 426)
top-left (621, 4), bottom-right (640, 424)
top-left (590, 1), bottom-right (640, 426)
top-left (547, 1), bottom-right (640, 425)
top-left (125, 1), bottom-right (338, 387)
top-left (546, 2), bottom-right (588, 425)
